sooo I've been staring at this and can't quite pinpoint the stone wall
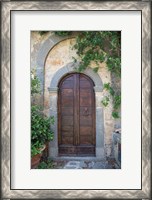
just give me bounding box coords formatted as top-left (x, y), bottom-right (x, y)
top-left (31, 31), bottom-right (121, 158)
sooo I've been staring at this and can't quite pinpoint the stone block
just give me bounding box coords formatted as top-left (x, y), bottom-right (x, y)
top-left (96, 147), bottom-right (105, 159)
top-left (96, 107), bottom-right (104, 148)
top-left (112, 132), bottom-right (121, 167)
top-left (50, 95), bottom-right (57, 108)
top-left (49, 146), bottom-right (58, 158)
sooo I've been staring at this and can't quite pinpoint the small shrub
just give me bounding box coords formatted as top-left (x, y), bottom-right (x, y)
top-left (31, 69), bottom-right (41, 95)
top-left (37, 159), bottom-right (54, 169)
top-left (31, 105), bottom-right (54, 147)
top-left (31, 142), bottom-right (42, 157)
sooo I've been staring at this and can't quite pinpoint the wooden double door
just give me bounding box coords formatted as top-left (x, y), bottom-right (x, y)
top-left (58, 73), bottom-right (96, 156)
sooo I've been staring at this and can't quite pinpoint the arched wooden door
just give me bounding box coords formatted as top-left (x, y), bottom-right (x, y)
top-left (58, 73), bottom-right (95, 156)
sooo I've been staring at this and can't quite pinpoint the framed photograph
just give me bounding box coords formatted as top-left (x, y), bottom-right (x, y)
top-left (1, 0), bottom-right (151, 199)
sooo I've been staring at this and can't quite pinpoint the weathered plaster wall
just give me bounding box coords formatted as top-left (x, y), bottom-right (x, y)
top-left (44, 38), bottom-right (78, 112)
top-left (31, 32), bottom-right (121, 157)
top-left (31, 31), bottom-right (54, 106)
top-left (31, 31), bottom-right (53, 70)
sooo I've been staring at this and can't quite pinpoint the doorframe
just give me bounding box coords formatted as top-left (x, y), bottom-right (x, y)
top-left (58, 73), bottom-right (96, 156)
top-left (48, 62), bottom-right (105, 159)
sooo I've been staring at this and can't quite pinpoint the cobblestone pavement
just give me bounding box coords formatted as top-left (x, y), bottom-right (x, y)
top-left (50, 158), bottom-right (120, 169)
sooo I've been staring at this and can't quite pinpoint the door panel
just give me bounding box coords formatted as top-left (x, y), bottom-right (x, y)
top-left (61, 107), bottom-right (73, 115)
top-left (61, 89), bottom-right (73, 96)
top-left (80, 136), bottom-right (92, 144)
top-left (62, 126), bottom-right (74, 132)
top-left (58, 73), bottom-right (95, 156)
top-left (80, 99), bottom-right (92, 106)
top-left (62, 136), bottom-right (73, 145)
top-left (79, 127), bottom-right (92, 135)
top-left (80, 116), bottom-right (92, 126)
top-left (62, 80), bottom-right (73, 88)
top-left (62, 116), bottom-right (73, 126)
top-left (62, 96), bottom-right (73, 107)
top-left (80, 80), bottom-right (91, 88)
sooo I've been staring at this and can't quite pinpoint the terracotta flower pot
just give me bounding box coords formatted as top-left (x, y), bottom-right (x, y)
top-left (31, 153), bottom-right (42, 169)
top-left (31, 145), bottom-right (46, 169)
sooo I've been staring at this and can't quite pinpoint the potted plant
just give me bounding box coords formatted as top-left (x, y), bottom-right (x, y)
top-left (31, 105), bottom-right (54, 168)
top-left (31, 141), bottom-right (46, 169)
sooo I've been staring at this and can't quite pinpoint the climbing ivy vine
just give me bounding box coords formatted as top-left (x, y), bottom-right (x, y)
top-left (54, 31), bottom-right (121, 118)
top-left (38, 31), bottom-right (49, 36)
top-left (54, 31), bottom-right (72, 36)
top-left (73, 32), bottom-right (120, 75)
top-left (31, 68), bottom-right (41, 95)
top-left (102, 83), bottom-right (121, 119)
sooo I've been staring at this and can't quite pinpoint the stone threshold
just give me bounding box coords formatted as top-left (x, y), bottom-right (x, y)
top-left (50, 156), bottom-right (106, 162)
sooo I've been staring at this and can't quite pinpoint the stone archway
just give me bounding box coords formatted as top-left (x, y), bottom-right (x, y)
top-left (36, 34), bottom-right (75, 93)
top-left (48, 62), bottom-right (105, 159)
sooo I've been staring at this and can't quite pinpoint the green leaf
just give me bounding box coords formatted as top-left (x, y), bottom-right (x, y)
top-left (112, 111), bottom-right (119, 119)
top-left (93, 67), bottom-right (99, 73)
top-left (101, 96), bottom-right (110, 107)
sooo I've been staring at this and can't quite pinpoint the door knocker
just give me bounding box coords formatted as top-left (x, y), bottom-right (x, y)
top-left (83, 107), bottom-right (89, 116)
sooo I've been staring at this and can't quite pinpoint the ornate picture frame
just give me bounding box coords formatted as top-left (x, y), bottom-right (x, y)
top-left (1, 1), bottom-right (151, 199)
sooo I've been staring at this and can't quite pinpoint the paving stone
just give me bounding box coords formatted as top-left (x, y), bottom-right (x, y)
top-left (52, 158), bottom-right (118, 169)
top-left (92, 161), bottom-right (106, 169)
top-left (114, 163), bottom-right (120, 169)
top-left (64, 166), bottom-right (81, 169)
top-left (63, 161), bottom-right (82, 169)
top-left (88, 161), bottom-right (94, 169)
top-left (105, 163), bottom-right (113, 169)
top-left (79, 161), bottom-right (87, 168)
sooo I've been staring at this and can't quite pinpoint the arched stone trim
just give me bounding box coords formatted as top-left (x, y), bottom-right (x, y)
top-left (36, 34), bottom-right (75, 90)
top-left (48, 62), bottom-right (103, 92)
